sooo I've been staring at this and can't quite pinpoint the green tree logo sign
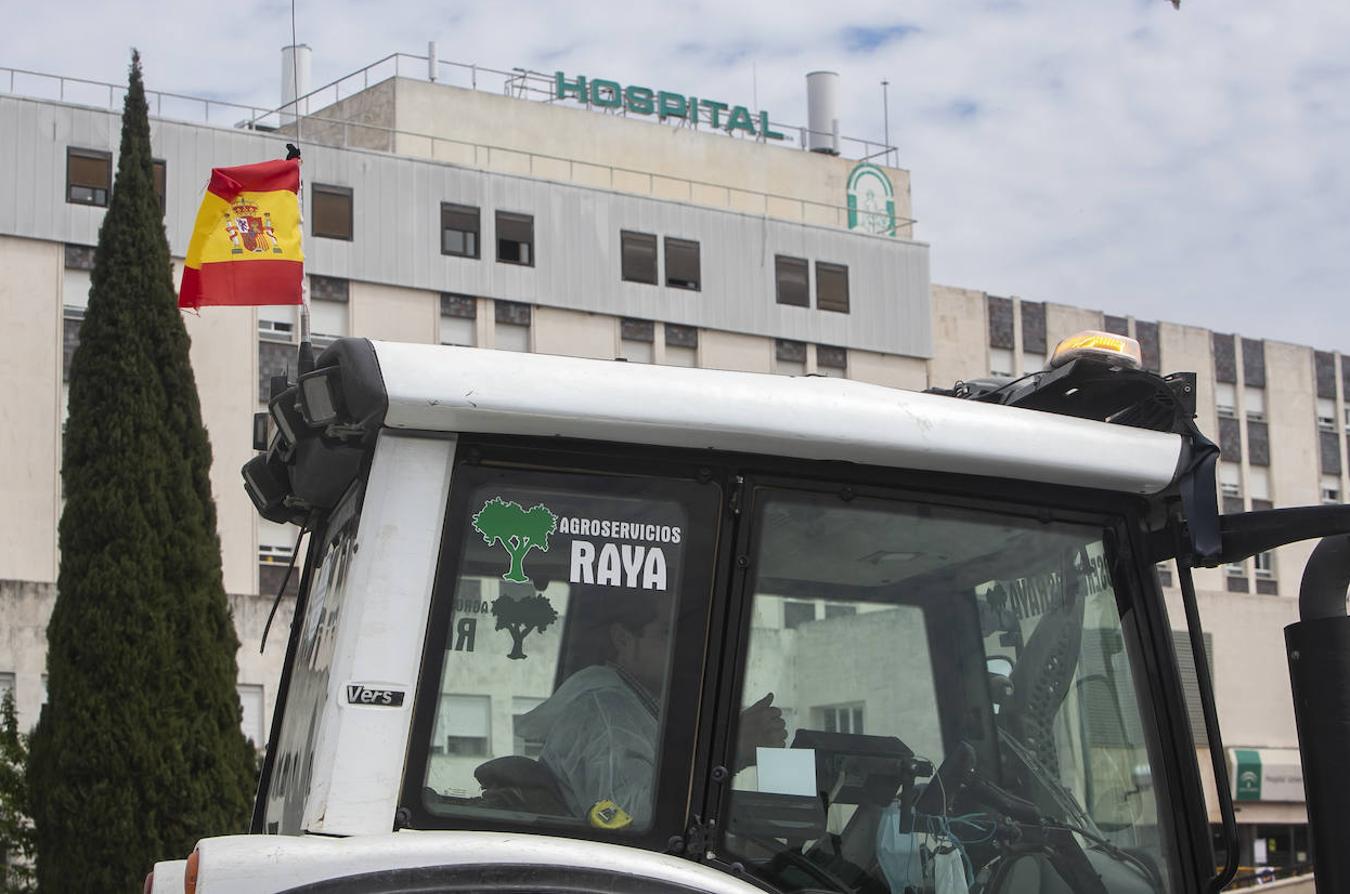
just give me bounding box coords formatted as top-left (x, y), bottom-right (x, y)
top-left (472, 497), bottom-right (558, 583)
top-left (492, 593), bottom-right (560, 660)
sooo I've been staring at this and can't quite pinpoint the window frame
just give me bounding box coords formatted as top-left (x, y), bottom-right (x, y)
top-left (399, 438), bottom-right (726, 851)
top-left (66, 147), bottom-right (112, 207)
top-left (440, 203), bottom-right (481, 259)
top-left (815, 261), bottom-right (850, 313)
top-left (311, 183), bottom-right (354, 241)
top-left (496, 210), bottom-right (535, 267)
top-left (774, 254), bottom-right (809, 307)
top-left (664, 237), bottom-right (701, 291)
top-left (620, 230), bottom-right (659, 285)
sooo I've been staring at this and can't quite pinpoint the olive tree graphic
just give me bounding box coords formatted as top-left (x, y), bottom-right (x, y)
top-left (472, 497), bottom-right (557, 583)
top-left (491, 593), bottom-right (560, 660)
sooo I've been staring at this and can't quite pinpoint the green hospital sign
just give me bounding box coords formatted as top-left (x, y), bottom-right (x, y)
top-left (555, 72), bottom-right (785, 141)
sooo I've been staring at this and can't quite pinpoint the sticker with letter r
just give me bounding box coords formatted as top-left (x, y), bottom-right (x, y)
top-left (346, 684), bottom-right (406, 707)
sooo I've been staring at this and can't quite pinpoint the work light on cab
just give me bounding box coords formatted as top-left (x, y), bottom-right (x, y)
top-left (1050, 330), bottom-right (1143, 369)
top-left (297, 366), bottom-right (345, 427)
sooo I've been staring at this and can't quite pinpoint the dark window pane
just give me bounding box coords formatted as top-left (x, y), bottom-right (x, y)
top-left (1104, 314), bottom-right (1129, 336)
top-left (1213, 333), bottom-right (1237, 384)
top-left (1223, 496), bottom-right (1245, 515)
top-left (620, 231), bottom-right (658, 284)
top-left (783, 600), bottom-right (816, 630)
top-left (1226, 575), bottom-right (1249, 594)
top-left (441, 203), bottom-right (480, 258)
top-left (1219, 416), bottom-right (1242, 462)
top-left (775, 339), bottom-right (806, 363)
top-left (665, 238), bottom-right (700, 290)
top-left (494, 299), bottom-right (532, 326)
top-left (440, 293), bottom-right (477, 319)
top-left (64, 244), bottom-right (95, 271)
top-left (309, 275), bottom-right (349, 302)
top-left (1242, 338), bottom-right (1266, 388)
top-left (665, 323), bottom-right (698, 348)
top-left (259, 340), bottom-right (296, 402)
top-left (67, 148), bottom-right (111, 206)
top-left (1247, 420), bottom-right (1270, 466)
top-left (816, 262), bottom-right (849, 314)
top-left (817, 345), bottom-right (847, 370)
top-left (620, 318), bottom-right (655, 343)
top-left (312, 184), bottom-right (353, 241)
top-left (987, 295), bottom-right (1014, 349)
top-left (1321, 430), bottom-right (1342, 476)
top-left (152, 159), bottom-right (166, 214)
top-left (1136, 320), bottom-right (1160, 373)
top-left (1256, 579), bottom-right (1279, 596)
top-left (775, 255), bottom-right (808, 307)
top-left (496, 211), bottom-right (534, 266)
top-left (1020, 301), bottom-right (1046, 353)
top-left (1315, 351), bottom-right (1337, 399)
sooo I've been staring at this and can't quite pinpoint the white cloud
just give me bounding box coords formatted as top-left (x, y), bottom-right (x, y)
top-left (3, 0), bottom-right (1348, 348)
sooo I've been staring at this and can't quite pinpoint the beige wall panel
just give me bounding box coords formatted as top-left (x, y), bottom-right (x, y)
top-left (612, 169), bottom-right (652, 195)
top-left (232, 590), bottom-right (295, 745)
top-left (1266, 341), bottom-right (1319, 586)
top-left (689, 183), bottom-right (729, 209)
top-left (486, 147), bottom-right (531, 176)
top-left (180, 264), bottom-right (258, 596)
top-left (927, 284), bottom-right (988, 389)
top-left (532, 307), bottom-right (617, 360)
top-left (530, 156), bottom-right (571, 183)
top-left (0, 236), bottom-right (60, 583)
top-left (848, 350), bottom-right (927, 391)
top-left (351, 282), bottom-right (437, 344)
top-left (764, 197), bottom-right (803, 222)
top-left (394, 132), bottom-right (435, 160)
top-left (1044, 303), bottom-right (1103, 353)
top-left (700, 330), bottom-right (772, 373)
top-left (803, 202), bottom-right (841, 228)
top-left (384, 80), bottom-right (914, 229)
top-left (651, 176), bottom-right (691, 203)
top-left (728, 190), bottom-right (767, 215)
top-left (431, 140), bottom-right (476, 167)
top-left (570, 163), bottom-right (613, 189)
top-left (0, 580), bottom-right (57, 728)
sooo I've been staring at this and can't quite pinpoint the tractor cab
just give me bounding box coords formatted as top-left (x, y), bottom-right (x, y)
top-left (154, 333), bottom-right (1350, 893)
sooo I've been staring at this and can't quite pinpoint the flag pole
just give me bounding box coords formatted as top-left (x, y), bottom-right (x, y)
top-left (288, 0), bottom-right (313, 376)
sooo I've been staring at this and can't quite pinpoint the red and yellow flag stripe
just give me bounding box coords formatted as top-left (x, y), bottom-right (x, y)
top-left (178, 158), bottom-right (303, 309)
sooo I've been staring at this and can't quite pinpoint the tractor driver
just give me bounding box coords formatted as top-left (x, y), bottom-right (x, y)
top-left (515, 591), bottom-right (786, 830)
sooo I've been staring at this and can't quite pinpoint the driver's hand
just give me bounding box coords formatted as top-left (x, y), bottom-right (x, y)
top-left (735, 692), bottom-right (787, 771)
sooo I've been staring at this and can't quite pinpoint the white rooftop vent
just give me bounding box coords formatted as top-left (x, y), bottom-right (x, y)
top-left (806, 70), bottom-right (840, 155)
top-left (280, 44), bottom-right (312, 125)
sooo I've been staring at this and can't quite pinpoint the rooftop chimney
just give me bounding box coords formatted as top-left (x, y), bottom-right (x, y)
top-left (280, 44), bottom-right (312, 125)
top-left (805, 71), bottom-right (840, 155)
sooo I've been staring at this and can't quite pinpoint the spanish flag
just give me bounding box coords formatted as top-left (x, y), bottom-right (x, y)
top-left (178, 158), bottom-right (303, 309)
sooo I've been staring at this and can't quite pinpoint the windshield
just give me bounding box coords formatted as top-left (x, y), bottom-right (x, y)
top-left (724, 488), bottom-right (1172, 894)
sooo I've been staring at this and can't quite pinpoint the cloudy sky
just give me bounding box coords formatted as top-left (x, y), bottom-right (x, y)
top-left (4, 1), bottom-right (1347, 349)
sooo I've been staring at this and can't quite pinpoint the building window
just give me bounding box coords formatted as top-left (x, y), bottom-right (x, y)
top-left (258, 304), bottom-right (295, 340)
top-left (67, 147), bottom-right (112, 206)
top-left (1219, 461), bottom-right (1242, 499)
top-left (783, 600), bottom-right (817, 629)
top-left (818, 704), bottom-right (864, 735)
top-left (152, 158), bottom-right (166, 214)
top-left (1216, 383), bottom-right (1237, 419)
top-left (1244, 386), bottom-right (1266, 423)
top-left (440, 203), bottom-right (480, 258)
top-left (815, 261), bottom-right (849, 313)
top-left (817, 345), bottom-right (848, 377)
top-left (823, 603), bottom-right (857, 620)
top-left (989, 347), bottom-right (1014, 377)
top-left (238, 684), bottom-right (265, 749)
top-left (1254, 551), bottom-right (1275, 579)
top-left (620, 318), bottom-right (655, 363)
top-left (312, 184), bottom-right (353, 241)
top-left (663, 323), bottom-right (698, 368)
top-left (775, 255), bottom-right (809, 307)
top-left (496, 211), bottom-right (534, 266)
top-left (1156, 563), bottom-right (1174, 589)
top-left (433, 694), bottom-right (491, 756)
top-left (439, 293), bottom-right (477, 347)
top-left (1021, 353), bottom-right (1046, 375)
top-left (1322, 475), bottom-right (1341, 505)
top-left (1344, 406), bottom-right (1350, 433)
top-left (665, 237), bottom-right (701, 290)
top-left (512, 697), bottom-right (546, 758)
top-left (620, 230), bottom-right (658, 285)
top-left (495, 300), bottom-right (531, 352)
top-left (775, 339), bottom-right (806, 376)
top-left (1317, 398), bottom-right (1336, 432)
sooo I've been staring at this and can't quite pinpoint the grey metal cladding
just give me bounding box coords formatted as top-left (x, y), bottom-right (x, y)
top-left (1212, 333), bottom-right (1237, 384)
top-left (1246, 419), bottom-right (1270, 466)
top-left (0, 97), bottom-right (931, 359)
top-left (1219, 416), bottom-right (1242, 462)
top-left (1314, 350), bottom-right (1336, 399)
top-left (1019, 300), bottom-right (1046, 354)
top-left (1104, 315), bottom-right (1129, 337)
top-left (1242, 337), bottom-right (1266, 388)
top-left (987, 296), bottom-right (1013, 349)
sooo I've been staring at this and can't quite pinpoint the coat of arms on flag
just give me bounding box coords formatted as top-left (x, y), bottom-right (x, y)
top-left (179, 157), bottom-right (304, 309)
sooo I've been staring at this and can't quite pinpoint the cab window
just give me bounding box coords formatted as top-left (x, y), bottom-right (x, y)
top-left (409, 461), bottom-right (719, 843)
top-left (724, 488), bottom-right (1174, 893)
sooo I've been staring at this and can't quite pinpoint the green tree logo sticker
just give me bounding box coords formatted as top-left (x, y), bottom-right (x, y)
top-left (472, 497), bottom-right (558, 583)
top-left (491, 593), bottom-right (559, 660)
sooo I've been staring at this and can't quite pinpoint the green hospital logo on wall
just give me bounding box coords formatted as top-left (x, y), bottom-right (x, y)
top-left (846, 162), bottom-right (896, 237)
top-left (1234, 749), bottom-right (1262, 801)
top-left (472, 497), bottom-right (558, 583)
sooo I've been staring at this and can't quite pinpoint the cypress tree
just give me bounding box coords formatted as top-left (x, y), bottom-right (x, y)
top-left (26, 51), bottom-right (255, 891)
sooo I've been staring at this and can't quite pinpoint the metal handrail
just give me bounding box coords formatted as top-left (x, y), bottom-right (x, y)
top-left (2, 60), bottom-right (915, 232)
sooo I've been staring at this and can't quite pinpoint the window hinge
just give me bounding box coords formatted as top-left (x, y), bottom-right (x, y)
top-left (729, 475), bottom-right (745, 516)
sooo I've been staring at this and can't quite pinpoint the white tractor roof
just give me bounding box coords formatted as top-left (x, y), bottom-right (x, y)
top-left (370, 342), bottom-right (1183, 495)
